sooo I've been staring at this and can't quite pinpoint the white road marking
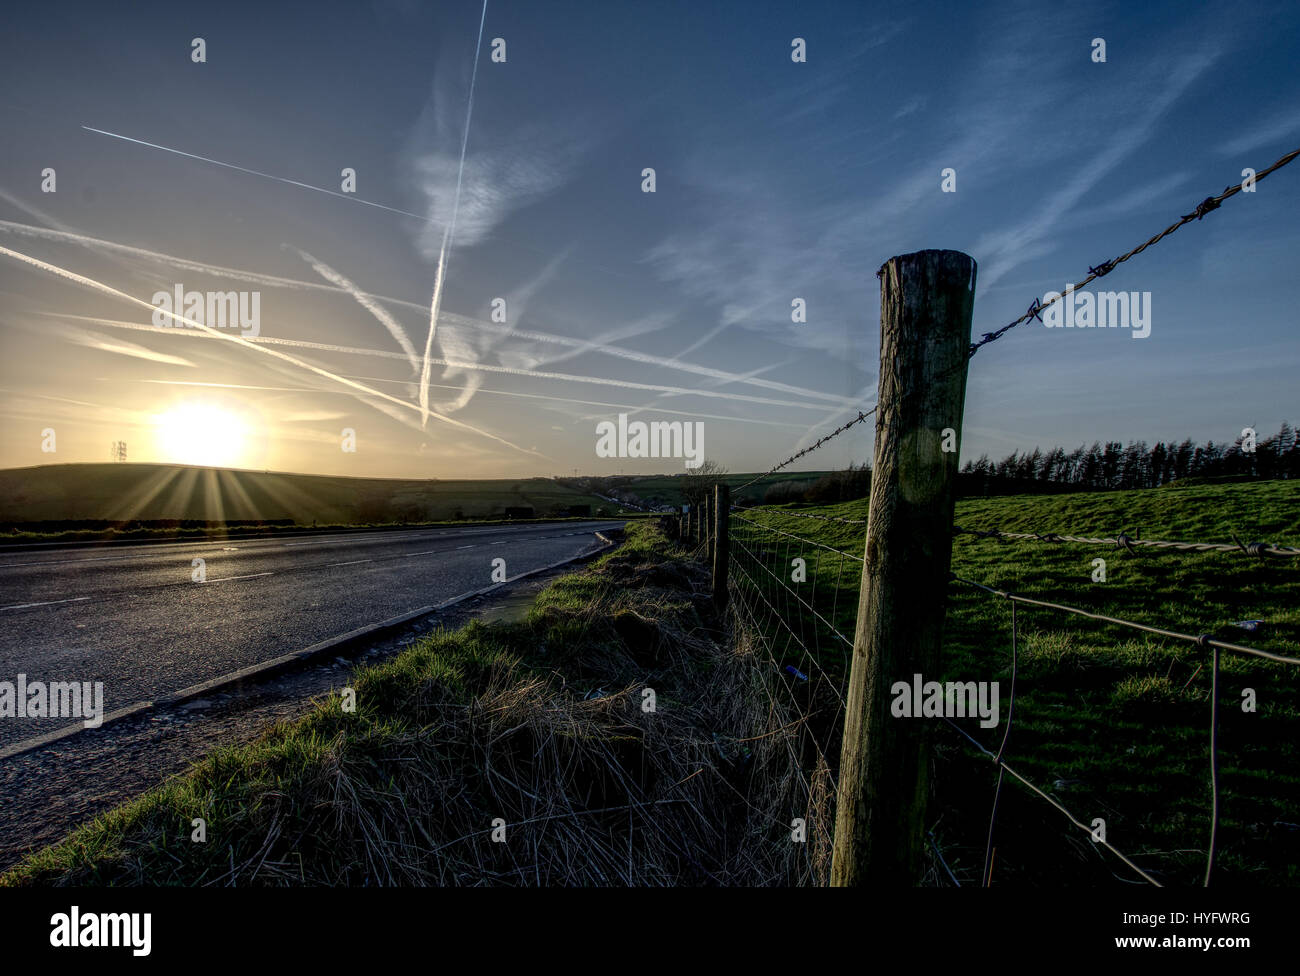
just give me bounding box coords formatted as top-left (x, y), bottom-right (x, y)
top-left (0, 596), bottom-right (92, 611)
top-left (329, 559), bottom-right (374, 567)
top-left (205, 572), bottom-right (275, 582)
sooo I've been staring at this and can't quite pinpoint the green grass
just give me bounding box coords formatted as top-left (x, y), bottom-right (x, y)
top-left (735, 479), bottom-right (1300, 886)
top-left (12, 480), bottom-right (1297, 886)
top-left (2, 519), bottom-right (798, 887)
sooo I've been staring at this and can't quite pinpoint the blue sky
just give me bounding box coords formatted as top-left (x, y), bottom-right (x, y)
top-left (1, 0), bottom-right (1297, 478)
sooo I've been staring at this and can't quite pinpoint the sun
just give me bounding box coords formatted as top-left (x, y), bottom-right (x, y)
top-left (154, 399), bottom-right (252, 468)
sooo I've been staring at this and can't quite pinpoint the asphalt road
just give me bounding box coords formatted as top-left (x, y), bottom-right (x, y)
top-left (0, 520), bottom-right (623, 749)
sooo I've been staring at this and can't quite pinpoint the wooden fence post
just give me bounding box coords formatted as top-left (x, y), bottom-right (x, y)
top-left (704, 491), bottom-right (712, 551)
top-left (830, 249), bottom-right (976, 886)
top-left (712, 483), bottom-right (730, 609)
top-left (705, 488), bottom-right (714, 556)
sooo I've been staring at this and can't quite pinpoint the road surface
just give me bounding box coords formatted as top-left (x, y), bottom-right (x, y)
top-left (0, 520), bottom-right (622, 748)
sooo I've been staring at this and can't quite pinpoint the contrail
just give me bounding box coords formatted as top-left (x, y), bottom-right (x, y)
top-left (288, 246), bottom-right (421, 371)
top-left (419, 0), bottom-right (489, 427)
top-left (139, 377), bottom-right (809, 429)
top-left (0, 218), bottom-right (856, 407)
top-left (421, 235), bottom-right (450, 424)
top-left (72, 133), bottom-right (639, 284)
top-left (80, 126), bottom-right (431, 222)
top-left (0, 245), bottom-right (544, 458)
top-left (43, 313), bottom-right (828, 410)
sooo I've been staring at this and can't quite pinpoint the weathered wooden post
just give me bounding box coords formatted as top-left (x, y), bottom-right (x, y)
top-left (702, 491), bottom-right (712, 553)
top-left (712, 482), bottom-right (730, 609)
top-left (704, 488), bottom-right (714, 557)
top-left (701, 491), bottom-right (710, 553)
top-left (830, 249), bottom-right (976, 886)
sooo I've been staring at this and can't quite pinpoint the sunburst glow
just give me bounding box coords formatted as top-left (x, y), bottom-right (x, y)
top-left (154, 400), bottom-right (252, 468)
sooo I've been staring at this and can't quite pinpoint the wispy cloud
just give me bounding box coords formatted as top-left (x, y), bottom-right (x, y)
top-left (0, 220), bottom-right (848, 407)
top-left (42, 312), bottom-right (835, 411)
top-left (972, 48), bottom-right (1221, 290)
top-left (1218, 107), bottom-right (1300, 157)
top-left (38, 320), bottom-right (198, 368)
top-left (289, 246), bottom-right (420, 371)
top-left (0, 244), bottom-right (544, 458)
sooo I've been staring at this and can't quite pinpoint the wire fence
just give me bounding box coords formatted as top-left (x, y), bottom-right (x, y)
top-left (711, 493), bottom-right (1300, 886)
top-left (953, 525), bottom-right (1300, 559)
top-left (732, 144), bottom-right (1300, 505)
top-left (687, 144), bottom-right (1300, 886)
top-left (949, 574), bottom-right (1300, 887)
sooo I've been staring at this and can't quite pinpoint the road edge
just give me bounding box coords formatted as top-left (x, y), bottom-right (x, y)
top-left (0, 531), bottom-right (621, 762)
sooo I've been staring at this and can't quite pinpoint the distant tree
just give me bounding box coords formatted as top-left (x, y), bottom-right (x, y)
top-left (1101, 442), bottom-right (1122, 487)
top-left (1041, 447), bottom-right (1067, 483)
top-left (1173, 439), bottom-right (1195, 481)
top-left (1021, 447), bottom-right (1044, 481)
top-left (1147, 441), bottom-right (1167, 486)
top-left (806, 463), bottom-right (871, 503)
top-left (1279, 421), bottom-right (1296, 454)
top-left (681, 459), bottom-right (729, 509)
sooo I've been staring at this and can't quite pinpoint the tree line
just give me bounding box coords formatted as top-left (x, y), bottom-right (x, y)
top-left (960, 421), bottom-right (1297, 494)
top-left (748, 422), bottom-right (1297, 505)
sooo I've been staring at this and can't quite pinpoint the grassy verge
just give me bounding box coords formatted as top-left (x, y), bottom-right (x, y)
top-left (2, 520), bottom-right (809, 887)
top-left (734, 479), bottom-right (1300, 886)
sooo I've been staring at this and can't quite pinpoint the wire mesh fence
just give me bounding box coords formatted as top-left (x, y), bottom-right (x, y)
top-left (688, 498), bottom-right (1300, 886)
top-left (677, 143), bottom-right (1300, 886)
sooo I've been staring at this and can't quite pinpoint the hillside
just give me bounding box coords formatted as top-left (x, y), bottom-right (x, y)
top-left (0, 464), bottom-right (616, 527)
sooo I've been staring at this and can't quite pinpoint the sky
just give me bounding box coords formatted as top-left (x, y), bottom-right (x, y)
top-left (1, 0), bottom-right (1297, 480)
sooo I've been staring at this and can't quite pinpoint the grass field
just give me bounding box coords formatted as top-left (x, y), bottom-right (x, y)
top-left (733, 478), bottom-right (1300, 886)
top-left (7, 479), bottom-right (1297, 886)
top-left (0, 463), bottom-right (620, 530)
top-left (0, 521), bottom-right (807, 887)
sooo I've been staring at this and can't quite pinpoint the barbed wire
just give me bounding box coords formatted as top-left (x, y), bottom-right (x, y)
top-left (704, 143), bottom-right (1300, 888)
top-left (728, 146), bottom-right (1299, 505)
top-left (733, 408), bottom-right (877, 493)
top-left (968, 145), bottom-right (1300, 358)
top-left (954, 525), bottom-right (1300, 558)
